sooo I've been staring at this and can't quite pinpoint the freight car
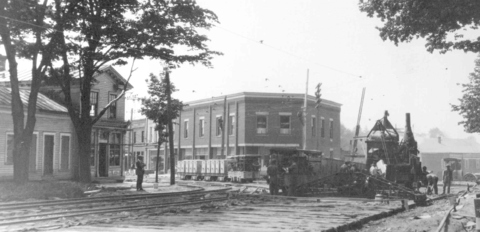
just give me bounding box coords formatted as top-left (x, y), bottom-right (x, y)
top-left (176, 154), bottom-right (261, 182)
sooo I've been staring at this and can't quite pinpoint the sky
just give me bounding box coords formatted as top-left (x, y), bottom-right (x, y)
top-left (7, 1), bottom-right (477, 141)
top-left (115, 0), bottom-right (479, 141)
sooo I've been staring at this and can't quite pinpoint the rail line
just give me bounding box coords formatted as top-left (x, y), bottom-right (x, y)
top-left (435, 185), bottom-right (474, 232)
top-left (0, 187), bottom-right (231, 228)
top-left (0, 185), bottom-right (205, 211)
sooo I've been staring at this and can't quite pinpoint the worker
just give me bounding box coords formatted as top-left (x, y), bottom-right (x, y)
top-left (135, 157), bottom-right (146, 191)
top-left (370, 162), bottom-right (382, 177)
top-left (350, 163), bottom-right (358, 173)
top-left (339, 161), bottom-right (351, 173)
top-left (267, 160), bottom-right (279, 195)
top-left (421, 166), bottom-right (429, 185)
top-left (426, 171), bottom-right (438, 195)
top-left (442, 165), bottom-right (453, 194)
top-left (285, 160), bottom-right (298, 196)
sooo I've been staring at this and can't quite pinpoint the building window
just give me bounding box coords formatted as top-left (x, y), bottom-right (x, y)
top-left (90, 131), bottom-right (96, 166)
top-left (5, 133), bottom-right (13, 165)
top-left (256, 115), bottom-right (267, 134)
top-left (330, 149), bottom-right (334, 158)
top-left (279, 115), bottom-right (291, 134)
top-left (329, 120), bottom-right (334, 139)
top-left (149, 127), bottom-right (153, 143)
top-left (108, 94), bottom-right (117, 119)
top-left (141, 131), bottom-right (144, 143)
top-left (199, 118), bottom-right (205, 137)
top-left (216, 116), bottom-right (223, 136)
top-left (321, 118), bottom-right (325, 138)
top-left (228, 115), bottom-right (235, 136)
top-left (60, 135), bottom-right (70, 171)
top-left (29, 134), bottom-right (37, 172)
top-left (133, 131), bottom-right (136, 144)
top-left (90, 91), bottom-right (98, 116)
top-left (109, 133), bottom-right (121, 166)
top-left (311, 116), bottom-right (317, 137)
top-left (184, 120), bottom-right (189, 138)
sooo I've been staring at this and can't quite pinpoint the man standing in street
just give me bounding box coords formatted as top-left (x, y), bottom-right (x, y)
top-left (442, 165), bottom-right (453, 194)
top-left (136, 157), bottom-right (146, 191)
top-left (267, 160), bottom-right (278, 195)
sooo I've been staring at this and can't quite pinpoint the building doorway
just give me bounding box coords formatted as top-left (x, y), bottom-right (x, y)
top-left (43, 134), bottom-right (54, 175)
top-left (99, 143), bottom-right (108, 177)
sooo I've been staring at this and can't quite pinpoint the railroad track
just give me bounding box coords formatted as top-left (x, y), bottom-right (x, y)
top-left (0, 187), bottom-right (231, 229)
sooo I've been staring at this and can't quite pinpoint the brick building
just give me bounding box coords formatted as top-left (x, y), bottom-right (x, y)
top-left (130, 92), bottom-right (342, 171)
top-left (0, 66), bottom-right (133, 180)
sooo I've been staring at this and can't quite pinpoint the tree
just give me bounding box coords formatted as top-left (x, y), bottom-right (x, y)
top-left (0, 0), bottom-right (60, 183)
top-left (46, 0), bottom-right (220, 182)
top-left (359, 0), bottom-right (480, 53)
top-left (452, 56), bottom-right (480, 133)
top-left (428, 127), bottom-right (447, 138)
top-left (140, 71), bottom-right (184, 184)
top-left (340, 124), bottom-right (355, 152)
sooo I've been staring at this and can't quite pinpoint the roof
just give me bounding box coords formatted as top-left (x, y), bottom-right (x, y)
top-left (185, 92), bottom-right (342, 109)
top-left (0, 87), bottom-right (67, 113)
top-left (419, 137), bottom-right (480, 154)
top-left (0, 65), bottom-right (134, 90)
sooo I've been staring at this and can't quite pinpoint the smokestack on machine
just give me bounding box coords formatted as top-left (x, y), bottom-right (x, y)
top-left (404, 113), bottom-right (418, 154)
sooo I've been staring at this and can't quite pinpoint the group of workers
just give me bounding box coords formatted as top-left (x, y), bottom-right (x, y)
top-left (338, 159), bottom-right (454, 196)
top-left (420, 164), bottom-right (453, 195)
top-left (266, 159), bottom-right (298, 196)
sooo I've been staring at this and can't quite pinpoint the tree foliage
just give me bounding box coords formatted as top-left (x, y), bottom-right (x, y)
top-left (452, 56), bottom-right (480, 133)
top-left (359, 0), bottom-right (480, 53)
top-left (140, 72), bottom-right (185, 141)
top-left (42, 0), bottom-right (220, 182)
top-left (0, 0), bottom-right (59, 183)
top-left (428, 127), bottom-right (447, 138)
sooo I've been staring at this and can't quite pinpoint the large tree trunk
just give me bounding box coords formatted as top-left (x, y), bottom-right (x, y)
top-left (74, 125), bottom-right (92, 183)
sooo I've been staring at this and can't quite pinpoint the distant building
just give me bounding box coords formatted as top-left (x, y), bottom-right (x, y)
top-left (419, 137), bottom-right (480, 180)
top-left (130, 92), bottom-right (342, 171)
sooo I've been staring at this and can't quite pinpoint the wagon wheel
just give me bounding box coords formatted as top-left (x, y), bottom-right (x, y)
top-left (463, 173), bottom-right (477, 183)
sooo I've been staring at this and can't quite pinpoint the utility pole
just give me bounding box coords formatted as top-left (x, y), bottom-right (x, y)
top-left (315, 83), bottom-right (322, 150)
top-left (303, 69), bottom-right (309, 150)
top-left (221, 96), bottom-right (226, 157)
top-left (165, 69), bottom-right (175, 185)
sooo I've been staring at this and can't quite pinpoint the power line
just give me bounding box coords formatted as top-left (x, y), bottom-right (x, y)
top-left (216, 25), bottom-right (363, 79)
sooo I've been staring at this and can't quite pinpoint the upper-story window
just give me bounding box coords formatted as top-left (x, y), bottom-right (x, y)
top-left (108, 94), bottom-right (117, 119)
top-left (216, 116), bottom-right (223, 136)
top-left (311, 116), bottom-right (317, 137)
top-left (90, 91), bottom-right (98, 116)
top-left (141, 131), bottom-right (144, 142)
top-left (256, 113), bottom-right (268, 134)
top-left (133, 131), bottom-right (136, 144)
top-left (228, 114), bottom-right (235, 136)
top-left (279, 113), bottom-right (291, 134)
top-left (184, 120), bottom-right (189, 138)
top-left (329, 119), bottom-right (334, 139)
top-left (321, 118), bottom-right (325, 138)
top-left (199, 118), bottom-right (205, 137)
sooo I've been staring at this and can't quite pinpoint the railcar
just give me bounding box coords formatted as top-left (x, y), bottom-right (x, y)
top-left (176, 154), bottom-right (261, 182)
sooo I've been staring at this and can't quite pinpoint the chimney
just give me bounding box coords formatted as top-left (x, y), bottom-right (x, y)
top-left (438, 136), bottom-right (442, 144)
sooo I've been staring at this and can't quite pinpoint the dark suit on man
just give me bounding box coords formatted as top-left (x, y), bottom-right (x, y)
top-left (136, 160), bottom-right (145, 191)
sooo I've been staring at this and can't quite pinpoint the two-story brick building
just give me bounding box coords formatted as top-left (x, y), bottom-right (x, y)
top-left (130, 92), bottom-right (342, 171)
top-left (0, 65), bottom-right (132, 180)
